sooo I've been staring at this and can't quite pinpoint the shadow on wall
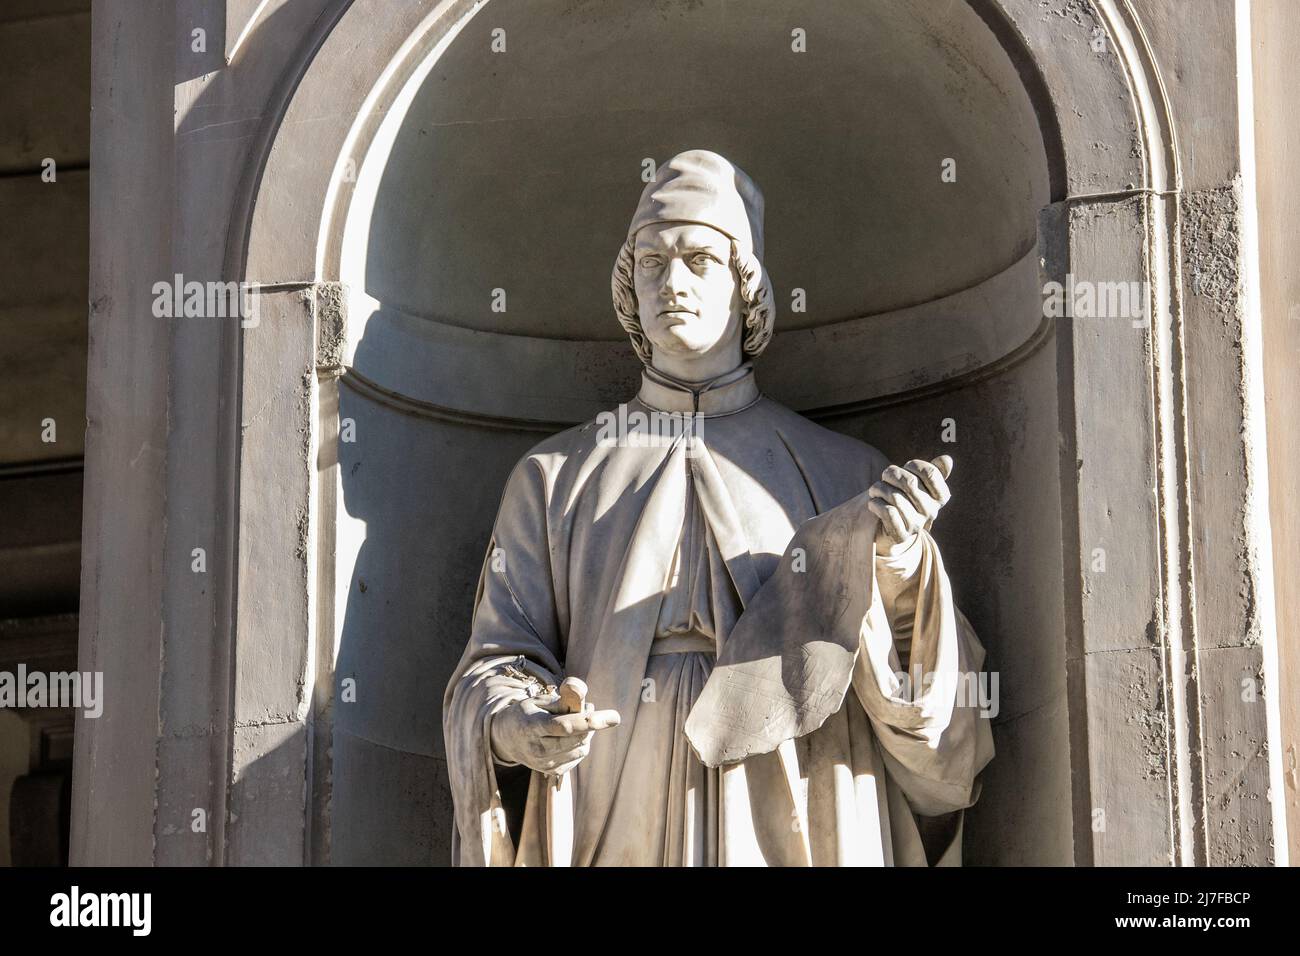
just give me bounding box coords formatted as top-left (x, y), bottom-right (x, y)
top-left (332, 341), bottom-right (548, 864)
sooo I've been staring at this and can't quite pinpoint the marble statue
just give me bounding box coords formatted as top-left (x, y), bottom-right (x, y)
top-left (443, 150), bottom-right (994, 866)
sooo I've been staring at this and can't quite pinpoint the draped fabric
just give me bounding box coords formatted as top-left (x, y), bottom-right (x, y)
top-left (442, 365), bottom-right (994, 866)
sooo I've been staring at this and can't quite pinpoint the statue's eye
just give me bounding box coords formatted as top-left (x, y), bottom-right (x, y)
top-left (692, 253), bottom-right (718, 267)
top-left (639, 256), bottom-right (661, 269)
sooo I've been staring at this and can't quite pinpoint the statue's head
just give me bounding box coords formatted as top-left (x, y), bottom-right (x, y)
top-left (612, 150), bottom-right (775, 374)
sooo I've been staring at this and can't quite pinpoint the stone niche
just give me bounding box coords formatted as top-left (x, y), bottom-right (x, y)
top-left (327, 0), bottom-right (1064, 864)
top-left (76, 0), bottom-right (1281, 870)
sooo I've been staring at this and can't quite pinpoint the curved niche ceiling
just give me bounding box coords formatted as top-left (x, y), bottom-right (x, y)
top-left (364, 0), bottom-right (1050, 343)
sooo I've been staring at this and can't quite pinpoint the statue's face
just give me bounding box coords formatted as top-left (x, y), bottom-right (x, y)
top-left (633, 222), bottom-right (743, 363)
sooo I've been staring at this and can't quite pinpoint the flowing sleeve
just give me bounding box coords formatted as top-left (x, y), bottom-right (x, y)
top-left (853, 529), bottom-right (995, 820)
top-left (441, 455), bottom-right (566, 866)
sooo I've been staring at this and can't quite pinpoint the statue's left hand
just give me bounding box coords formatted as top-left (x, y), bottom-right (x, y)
top-left (867, 455), bottom-right (953, 553)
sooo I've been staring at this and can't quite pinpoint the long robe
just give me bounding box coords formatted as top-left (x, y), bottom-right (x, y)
top-left (442, 364), bottom-right (994, 866)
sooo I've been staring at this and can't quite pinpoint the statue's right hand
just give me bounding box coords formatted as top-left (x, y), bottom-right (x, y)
top-left (489, 695), bottom-right (621, 776)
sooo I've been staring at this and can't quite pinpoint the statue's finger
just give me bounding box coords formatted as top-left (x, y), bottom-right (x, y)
top-left (868, 498), bottom-right (909, 544)
top-left (879, 483), bottom-right (930, 527)
top-left (530, 694), bottom-right (568, 715)
top-left (883, 463), bottom-right (925, 504)
top-left (932, 455), bottom-right (954, 479)
top-left (581, 709), bottom-right (621, 732)
top-left (537, 733), bottom-right (592, 758)
top-left (906, 458), bottom-right (951, 506)
top-left (881, 503), bottom-right (912, 543)
top-left (538, 713), bottom-right (583, 737)
top-left (537, 725), bottom-right (594, 748)
top-left (519, 695), bottom-right (568, 722)
top-left (541, 709), bottom-right (620, 736)
top-left (869, 481), bottom-right (930, 522)
top-left (881, 465), bottom-right (937, 520)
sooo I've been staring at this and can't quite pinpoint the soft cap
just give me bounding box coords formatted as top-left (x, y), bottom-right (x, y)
top-left (627, 150), bottom-right (765, 260)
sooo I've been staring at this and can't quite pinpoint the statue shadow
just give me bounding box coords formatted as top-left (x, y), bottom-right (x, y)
top-left (330, 320), bottom-right (554, 864)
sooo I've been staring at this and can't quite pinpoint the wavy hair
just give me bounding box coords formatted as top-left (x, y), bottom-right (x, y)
top-left (611, 235), bottom-right (775, 366)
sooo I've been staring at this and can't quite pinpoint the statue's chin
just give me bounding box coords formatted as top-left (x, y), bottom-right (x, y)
top-left (651, 329), bottom-right (721, 357)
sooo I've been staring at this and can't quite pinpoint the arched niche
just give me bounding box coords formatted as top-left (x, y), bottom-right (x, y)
top-left (337, 0), bottom-right (1051, 424)
top-left (234, 0), bottom-right (1193, 866)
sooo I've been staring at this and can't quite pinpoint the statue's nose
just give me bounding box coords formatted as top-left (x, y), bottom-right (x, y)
top-left (663, 257), bottom-right (692, 296)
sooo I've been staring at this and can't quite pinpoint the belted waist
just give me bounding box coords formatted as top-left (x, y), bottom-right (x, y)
top-left (648, 633), bottom-right (717, 656)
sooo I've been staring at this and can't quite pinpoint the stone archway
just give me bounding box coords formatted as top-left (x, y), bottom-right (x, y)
top-left (217, 0), bottom-right (1282, 866)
